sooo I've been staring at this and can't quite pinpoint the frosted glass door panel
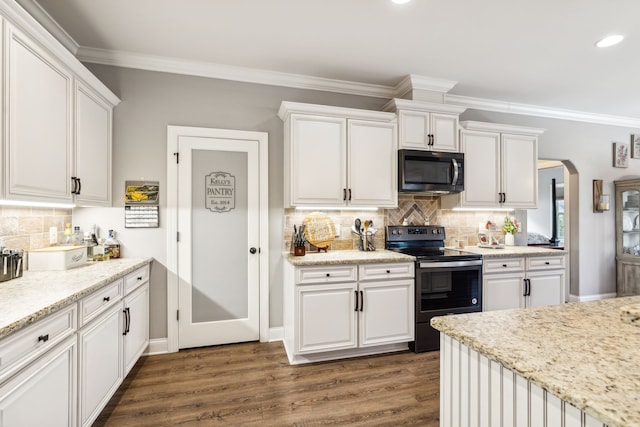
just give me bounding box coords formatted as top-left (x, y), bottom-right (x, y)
top-left (191, 150), bottom-right (248, 323)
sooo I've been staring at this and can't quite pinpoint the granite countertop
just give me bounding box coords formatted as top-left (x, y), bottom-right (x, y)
top-left (431, 296), bottom-right (640, 427)
top-left (0, 257), bottom-right (153, 339)
top-left (285, 249), bottom-right (416, 266)
top-left (461, 245), bottom-right (567, 257)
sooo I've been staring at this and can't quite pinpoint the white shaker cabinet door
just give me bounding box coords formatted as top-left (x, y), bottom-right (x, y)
top-left (483, 273), bottom-right (525, 311)
top-left (289, 115), bottom-right (347, 206)
top-left (398, 110), bottom-right (429, 149)
top-left (295, 282), bottom-right (358, 354)
top-left (501, 133), bottom-right (538, 208)
top-left (460, 130), bottom-right (501, 207)
top-left (348, 119), bottom-right (397, 207)
top-left (0, 336), bottom-right (76, 427)
top-left (123, 282), bottom-right (150, 376)
top-left (75, 82), bottom-right (113, 206)
top-left (78, 303), bottom-right (123, 427)
top-left (7, 25), bottom-right (73, 202)
top-left (526, 270), bottom-right (564, 308)
top-left (359, 279), bottom-right (414, 347)
top-left (430, 113), bottom-right (459, 152)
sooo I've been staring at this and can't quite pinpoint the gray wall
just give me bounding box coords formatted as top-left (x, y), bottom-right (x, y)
top-left (75, 64), bottom-right (639, 340)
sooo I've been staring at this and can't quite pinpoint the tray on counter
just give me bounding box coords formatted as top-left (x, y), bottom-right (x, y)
top-left (478, 244), bottom-right (505, 249)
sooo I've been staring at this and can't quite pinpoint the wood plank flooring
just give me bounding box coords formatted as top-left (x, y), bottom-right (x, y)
top-left (94, 342), bottom-right (440, 426)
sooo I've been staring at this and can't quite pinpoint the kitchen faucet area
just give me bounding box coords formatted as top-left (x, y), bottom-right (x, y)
top-left (0, 0), bottom-right (639, 425)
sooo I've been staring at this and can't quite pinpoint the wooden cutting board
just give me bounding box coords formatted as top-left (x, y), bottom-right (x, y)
top-left (303, 212), bottom-right (336, 249)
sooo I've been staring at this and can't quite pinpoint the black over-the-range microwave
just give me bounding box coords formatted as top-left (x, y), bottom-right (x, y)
top-left (398, 149), bottom-right (464, 194)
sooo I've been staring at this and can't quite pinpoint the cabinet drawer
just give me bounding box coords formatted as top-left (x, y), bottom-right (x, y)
top-left (483, 257), bottom-right (525, 274)
top-left (124, 265), bottom-right (149, 295)
top-left (358, 262), bottom-right (415, 281)
top-left (78, 279), bottom-right (123, 327)
top-left (295, 265), bottom-right (357, 285)
top-left (0, 304), bottom-right (76, 384)
top-left (526, 255), bottom-right (565, 271)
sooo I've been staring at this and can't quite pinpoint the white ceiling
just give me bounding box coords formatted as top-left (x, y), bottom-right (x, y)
top-left (26, 0), bottom-right (640, 122)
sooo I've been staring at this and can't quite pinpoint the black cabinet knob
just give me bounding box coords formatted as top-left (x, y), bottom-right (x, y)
top-left (38, 334), bottom-right (49, 342)
top-left (103, 296), bottom-right (110, 302)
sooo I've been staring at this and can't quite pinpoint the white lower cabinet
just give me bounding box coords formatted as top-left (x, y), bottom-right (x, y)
top-left (483, 255), bottom-right (565, 311)
top-left (0, 335), bottom-right (77, 427)
top-left (285, 261), bottom-right (414, 364)
top-left (123, 281), bottom-right (150, 375)
top-left (78, 303), bottom-right (123, 427)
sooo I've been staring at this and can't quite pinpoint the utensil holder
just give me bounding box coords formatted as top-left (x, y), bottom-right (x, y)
top-left (358, 232), bottom-right (376, 251)
top-left (0, 253), bottom-right (11, 282)
top-left (12, 251), bottom-right (23, 279)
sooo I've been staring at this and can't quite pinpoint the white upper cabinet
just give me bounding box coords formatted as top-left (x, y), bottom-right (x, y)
top-left (7, 24), bottom-right (73, 202)
top-left (279, 101), bottom-right (397, 208)
top-left (441, 121), bottom-right (544, 209)
top-left (384, 99), bottom-right (467, 152)
top-left (1, 10), bottom-right (120, 205)
top-left (74, 82), bottom-right (113, 206)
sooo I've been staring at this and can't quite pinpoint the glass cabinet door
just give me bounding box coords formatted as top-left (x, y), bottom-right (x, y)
top-left (620, 188), bottom-right (640, 256)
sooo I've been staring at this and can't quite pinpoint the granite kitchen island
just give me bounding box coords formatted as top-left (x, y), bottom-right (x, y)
top-left (431, 296), bottom-right (640, 427)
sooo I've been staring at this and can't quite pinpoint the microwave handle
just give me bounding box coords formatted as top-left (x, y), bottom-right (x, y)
top-left (451, 159), bottom-right (459, 185)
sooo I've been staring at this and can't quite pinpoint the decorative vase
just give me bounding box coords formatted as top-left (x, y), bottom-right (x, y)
top-left (504, 232), bottom-right (515, 246)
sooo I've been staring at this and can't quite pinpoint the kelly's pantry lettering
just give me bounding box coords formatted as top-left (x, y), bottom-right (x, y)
top-left (206, 172), bottom-right (236, 213)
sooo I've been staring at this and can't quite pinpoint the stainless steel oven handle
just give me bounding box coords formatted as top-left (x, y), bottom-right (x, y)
top-left (419, 260), bottom-right (483, 268)
top-left (451, 159), bottom-right (459, 185)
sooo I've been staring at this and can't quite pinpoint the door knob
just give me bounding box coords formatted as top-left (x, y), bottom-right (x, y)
top-left (249, 247), bottom-right (257, 254)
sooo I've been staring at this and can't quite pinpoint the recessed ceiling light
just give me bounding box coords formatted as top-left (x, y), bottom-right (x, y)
top-left (392, 0), bottom-right (412, 4)
top-left (595, 35), bottom-right (624, 48)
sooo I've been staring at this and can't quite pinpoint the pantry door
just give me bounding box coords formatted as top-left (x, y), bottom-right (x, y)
top-left (168, 126), bottom-right (267, 350)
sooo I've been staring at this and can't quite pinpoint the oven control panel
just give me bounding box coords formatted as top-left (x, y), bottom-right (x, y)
top-left (386, 225), bottom-right (446, 241)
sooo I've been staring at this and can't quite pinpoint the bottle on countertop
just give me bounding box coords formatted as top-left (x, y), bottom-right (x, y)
top-left (63, 223), bottom-right (73, 245)
top-left (72, 226), bottom-right (83, 245)
top-left (105, 229), bottom-right (120, 259)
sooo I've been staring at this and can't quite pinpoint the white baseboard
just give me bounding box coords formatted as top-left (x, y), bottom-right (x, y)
top-left (568, 292), bottom-right (617, 303)
top-left (145, 338), bottom-right (170, 355)
top-left (143, 330), bottom-right (283, 357)
top-left (268, 327), bottom-right (284, 342)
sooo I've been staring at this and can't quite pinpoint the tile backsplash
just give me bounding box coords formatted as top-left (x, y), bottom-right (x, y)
top-left (284, 195), bottom-right (520, 251)
top-left (0, 206), bottom-right (72, 251)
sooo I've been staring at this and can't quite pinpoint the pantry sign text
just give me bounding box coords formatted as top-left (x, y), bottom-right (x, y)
top-left (205, 172), bottom-right (235, 213)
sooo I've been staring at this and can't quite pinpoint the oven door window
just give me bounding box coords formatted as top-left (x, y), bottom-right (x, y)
top-left (418, 268), bottom-right (480, 311)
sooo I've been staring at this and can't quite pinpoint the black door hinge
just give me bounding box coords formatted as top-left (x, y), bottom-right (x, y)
top-left (177, 310), bottom-right (179, 321)
top-left (177, 232), bottom-right (180, 242)
top-left (173, 152), bottom-right (179, 163)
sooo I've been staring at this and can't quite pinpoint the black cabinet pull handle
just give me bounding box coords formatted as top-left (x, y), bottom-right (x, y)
top-left (348, 189), bottom-right (352, 201)
top-left (137, 276), bottom-right (143, 280)
top-left (359, 290), bottom-right (364, 311)
top-left (354, 291), bottom-right (358, 311)
top-left (38, 334), bottom-right (49, 343)
top-left (103, 296), bottom-right (110, 302)
top-left (76, 178), bottom-right (81, 195)
top-left (545, 261), bottom-right (550, 265)
top-left (502, 264), bottom-right (507, 268)
top-left (123, 307), bottom-right (131, 335)
top-left (343, 188), bottom-right (347, 201)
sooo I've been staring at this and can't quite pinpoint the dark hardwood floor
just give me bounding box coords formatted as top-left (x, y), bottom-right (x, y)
top-left (94, 341), bottom-right (440, 426)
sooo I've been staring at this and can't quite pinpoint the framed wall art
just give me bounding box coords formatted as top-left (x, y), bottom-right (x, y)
top-left (613, 142), bottom-right (630, 168)
top-left (631, 134), bottom-right (640, 159)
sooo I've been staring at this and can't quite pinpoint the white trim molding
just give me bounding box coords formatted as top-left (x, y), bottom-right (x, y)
top-left (568, 292), bottom-right (617, 303)
top-left (73, 47), bottom-right (640, 128)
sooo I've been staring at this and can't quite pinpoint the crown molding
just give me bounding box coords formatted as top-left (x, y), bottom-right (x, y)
top-left (14, 0), bottom-right (78, 54)
top-left (447, 94), bottom-right (640, 129)
top-left (76, 46), bottom-right (396, 99)
top-left (76, 46), bottom-right (640, 129)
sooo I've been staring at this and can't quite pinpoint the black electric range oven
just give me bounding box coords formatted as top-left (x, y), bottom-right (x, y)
top-left (386, 225), bottom-right (482, 352)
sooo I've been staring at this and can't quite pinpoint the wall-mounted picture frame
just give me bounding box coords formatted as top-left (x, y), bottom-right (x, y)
top-left (613, 141), bottom-right (630, 168)
top-left (631, 134), bottom-right (640, 159)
